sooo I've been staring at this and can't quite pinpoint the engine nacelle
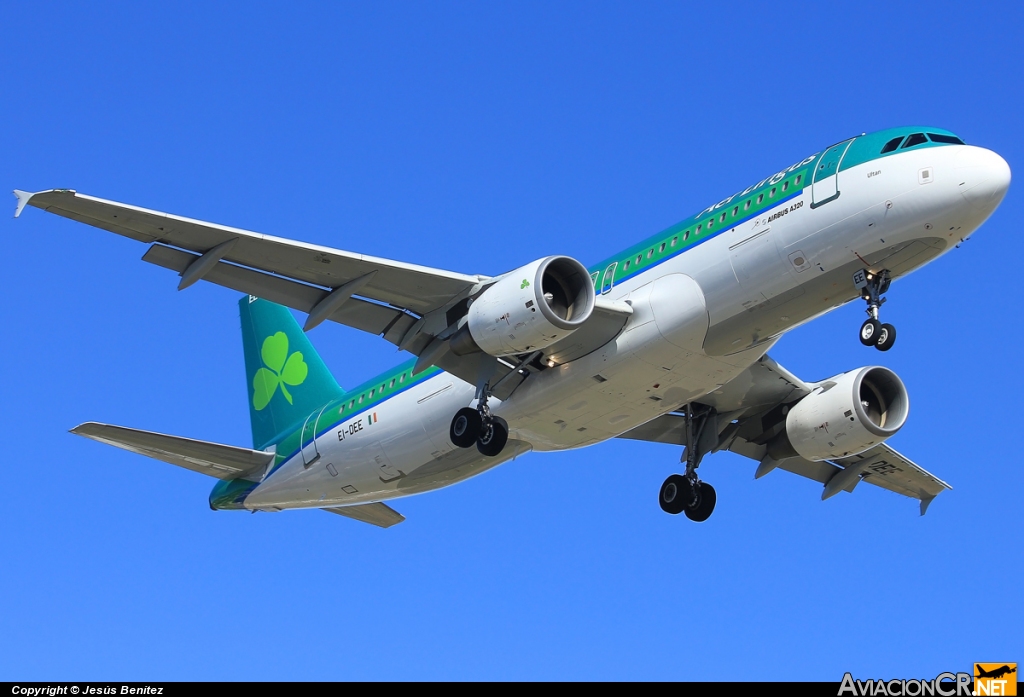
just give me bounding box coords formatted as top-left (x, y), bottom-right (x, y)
top-left (768, 366), bottom-right (910, 462)
top-left (451, 256), bottom-right (596, 357)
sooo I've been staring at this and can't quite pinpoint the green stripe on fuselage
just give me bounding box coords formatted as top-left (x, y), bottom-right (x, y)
top-left (587, 126), bottom-right (965, 289)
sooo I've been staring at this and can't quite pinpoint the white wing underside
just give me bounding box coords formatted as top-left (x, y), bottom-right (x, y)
top-left (16, 189), bottom-right (631, 397)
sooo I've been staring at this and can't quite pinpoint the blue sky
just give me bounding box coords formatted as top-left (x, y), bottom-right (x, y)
top-left (1, 0), bottom-right (1021, 681)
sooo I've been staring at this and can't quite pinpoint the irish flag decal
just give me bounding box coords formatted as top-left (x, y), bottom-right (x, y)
top-left (367, 412), bottom-right (378, 426)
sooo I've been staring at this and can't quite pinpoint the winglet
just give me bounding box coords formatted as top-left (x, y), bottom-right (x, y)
top-left (13, 190), bottom-right (33, 218)
top-left (919, 495), bottom-right (936, 516)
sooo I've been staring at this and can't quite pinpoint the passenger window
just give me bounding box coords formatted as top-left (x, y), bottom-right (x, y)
top-left (369, 389), bottom-right (375, 398)
top-left (696, 224), bottom-right (702, 233)
top-left (880, 136), bottom-right (904, 154)
top-left (349, 400), bottom-right (354, 409)
top-left (902, 133), bottom-right (927, 148)
top-left (390, 379), bottom-right (395, 388)
top-left (719, 212), bottom-right (726, 223)
top-left (358, 395), bottom-right (364, 403)
top-left (782, 181), bottom-right (789, 192)
top-left (647, 249), bottom-right (653, 259)
top-left (624, 260), bottom-right (630, 270)
top-left (659, 242), bottom-right (666, 252)
top-left (757, 194), bottom-right (764, 204)
top-left (928, 133), bottom-right (965, 145)
top-left (399, 374), bottom-right (405, 383)
top-left (795, 174), bottom-right (802, 185)
top-left (708, 218), bottom-right (714, 229)
top-left (769, 187), bottom-right (776, 198)
top-left (671, 236), bottom-right (677, 246)
top-left (732, 206), bottom-right (738, 216)
top-left (744, 200), bottom-right (751, 210)
top-left (636, 255), bottom-right (642, 264)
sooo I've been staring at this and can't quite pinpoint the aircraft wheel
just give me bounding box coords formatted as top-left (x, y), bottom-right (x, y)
top-left (450, 408), bottom-right (482, 448)
top-left (476, 417), bottom-right (509, 457)
top-left (875, 323), bottom-right (897, 352)
top-left (859, 319), bottom-right (882, 346)
top-left (659, 474), bottom-right (693, 515)
top-left (684, 482), bottom-right (717, 522)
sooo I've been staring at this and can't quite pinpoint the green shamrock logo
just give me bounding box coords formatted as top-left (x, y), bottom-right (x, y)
top-left (252, 332), bottom-right (308, 410)
top-left (521, 279), bottom-right (530, 289)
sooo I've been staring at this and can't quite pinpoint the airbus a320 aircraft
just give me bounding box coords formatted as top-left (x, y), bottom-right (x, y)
top-left (15, 126), bottom-right (1010, 527)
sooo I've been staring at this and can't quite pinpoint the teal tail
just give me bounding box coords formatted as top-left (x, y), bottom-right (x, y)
top-left (239, 296), bottom-right (345, 450)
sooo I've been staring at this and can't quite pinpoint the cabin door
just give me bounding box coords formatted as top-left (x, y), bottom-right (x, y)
top-left (811, 138), bottom-right (855, 208)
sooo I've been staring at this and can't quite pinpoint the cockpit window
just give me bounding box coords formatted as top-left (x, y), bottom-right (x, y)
top-left (901, 133), bottom-right (928, 149)
top-left (880, 136), bottom-right (904, 154)
top-left (928, 133), bottom-right (965, 145)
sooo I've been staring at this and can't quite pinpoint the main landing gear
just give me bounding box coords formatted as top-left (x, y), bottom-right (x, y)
top-left (659, 404), bottom-right (718, 522)
top-left (450, 386), bottom-right (509, 457)
top-left (854, 268), bottom-right (896, 352)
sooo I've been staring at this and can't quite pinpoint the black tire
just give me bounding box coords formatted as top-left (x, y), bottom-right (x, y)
top-left (860, 318), bottom-right (882, 346)
top-left (684, 482), bottom-right (717, 522)
top-left (450, 408), bottom-right (482, 448)
top-left (476, 417), bottom-right (509, 457)
top-left (875, 323), bottom-right (897, 352)
top-left (659, 474), bottom-right (693, 515)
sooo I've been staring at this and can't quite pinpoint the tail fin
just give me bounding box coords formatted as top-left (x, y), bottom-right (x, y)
top-left (239, 296), bottom-right (345, 449)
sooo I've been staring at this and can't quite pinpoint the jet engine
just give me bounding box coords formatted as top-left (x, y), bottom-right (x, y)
top-left (449, 255), bottom-right (596, 357)
top-left (767, 366), bottom-right (909, 461)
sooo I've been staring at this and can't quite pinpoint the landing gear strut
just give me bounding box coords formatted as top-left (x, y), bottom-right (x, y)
top-left (449, 383), bottom-right (508, 457)
top-left (659, 404), bottom-right (718, 522)
top-left (854, 268), bottom-right (896, 351)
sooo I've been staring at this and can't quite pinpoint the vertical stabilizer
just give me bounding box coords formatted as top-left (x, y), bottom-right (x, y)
top-left (239, 296), bottom-right (345, 450)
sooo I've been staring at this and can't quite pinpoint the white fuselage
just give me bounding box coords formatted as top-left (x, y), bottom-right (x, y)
top-left (243, 143), bottom-right (1006, 511)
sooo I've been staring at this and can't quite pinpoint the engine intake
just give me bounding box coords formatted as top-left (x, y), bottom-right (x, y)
top-left (450, 255), bottom-right (596, 357)
top-left (767, 366), bottom-right (910, 462)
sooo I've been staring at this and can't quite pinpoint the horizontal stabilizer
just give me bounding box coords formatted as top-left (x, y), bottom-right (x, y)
top-left (323, 502), bottom-right (405, 528)
top-left (71, 422), bottom-right (274, 481)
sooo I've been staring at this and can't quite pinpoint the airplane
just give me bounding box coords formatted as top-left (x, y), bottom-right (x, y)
top-left (14, 126), bottom-right (1010, 527)
top-left (976, 666), bottom-right (1016, 680)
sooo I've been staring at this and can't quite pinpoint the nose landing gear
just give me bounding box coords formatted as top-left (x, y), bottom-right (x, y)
top-left (659, 404), bottom-right (718, 522)
top-left (449, 385), bottom-right (509, 457)
top-left (854, 268), bottom-right (896, 351)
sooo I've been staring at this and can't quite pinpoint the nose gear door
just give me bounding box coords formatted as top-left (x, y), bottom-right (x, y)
top-left (811, 137), bottom-right (856, 208)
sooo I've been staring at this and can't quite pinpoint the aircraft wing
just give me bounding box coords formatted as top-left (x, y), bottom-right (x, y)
top-left (71, 422), bottom-right (274, 482)
top-left (15, 189), bottom-right (630, 396)
top-left (617, 355), bottom-right (951, 514)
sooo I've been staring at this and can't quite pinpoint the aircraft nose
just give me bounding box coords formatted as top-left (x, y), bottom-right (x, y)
top-left (956, 146), bottom-right (1011, 212)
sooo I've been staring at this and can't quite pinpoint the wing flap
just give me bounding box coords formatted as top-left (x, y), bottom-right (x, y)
top-left (833, 445), bottom-right (951, 500)
top-left (71, 422), bottom-right (274, 481)
top-left (143, 244), bottom-right (413, 338)
top-left (322, 502), bottom-right (405, 528)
